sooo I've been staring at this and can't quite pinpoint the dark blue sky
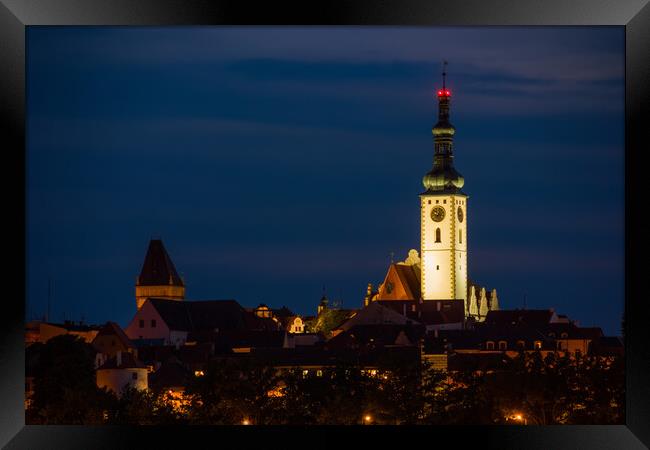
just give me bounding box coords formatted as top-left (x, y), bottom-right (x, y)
top-left (26, 27), bottom-right (624, 335)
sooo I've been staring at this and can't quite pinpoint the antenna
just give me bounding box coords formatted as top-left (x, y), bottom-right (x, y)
top-left (442, 60), bottom-right (448, 89)
top-left (389, 251), bottom-right (395, 264)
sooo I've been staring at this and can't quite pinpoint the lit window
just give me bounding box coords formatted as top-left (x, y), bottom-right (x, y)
top-left (435, 228), bottom-right (441, 243)
top-left (534, 341), bottom-right (542, 349)
top-left (194, 370), bottom-right (205, 377)
top-left (302, 370), bottom-right (309, 378)
top-left (316, 370), bottom-right (323, 377)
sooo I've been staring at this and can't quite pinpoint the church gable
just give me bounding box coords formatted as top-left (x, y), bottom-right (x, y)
top-left (376, 264), bottom-right (421, 301)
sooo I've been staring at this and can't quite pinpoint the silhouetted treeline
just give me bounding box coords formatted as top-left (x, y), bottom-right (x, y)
top-left (26, 335), bottom-right (624, 425)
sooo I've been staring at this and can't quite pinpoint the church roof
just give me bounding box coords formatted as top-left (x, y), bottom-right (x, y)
top-left (147, 298), bottom-right (248, 332)
top-left (376, 264), bottom-right (421, 301)
top-left (137, 239), bottom-right (184, 286)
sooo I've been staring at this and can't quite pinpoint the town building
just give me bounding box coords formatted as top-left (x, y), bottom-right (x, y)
top-left (25, 320), bottom-right (101, 346)
top-left (96, 350), bottom-right (148, 396)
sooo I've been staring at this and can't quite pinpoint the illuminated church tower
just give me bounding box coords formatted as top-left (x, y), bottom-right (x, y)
top-left (420, 63), bottom-right (468, 308)
top-left (135, 239), bottom-right (185, 310)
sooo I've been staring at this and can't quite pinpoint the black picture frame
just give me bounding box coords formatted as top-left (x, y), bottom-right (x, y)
top-left (2, 1), bottom-right (648, 448)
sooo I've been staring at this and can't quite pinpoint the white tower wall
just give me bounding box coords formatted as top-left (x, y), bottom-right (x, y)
top-left (420, 194), bottom-right (468, 301)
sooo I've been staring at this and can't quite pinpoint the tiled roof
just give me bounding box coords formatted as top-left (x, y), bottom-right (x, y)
top-left (483, 309), bottom-right (554, 327)
top-left (137, 239), bottom-right (184, 286)
top-left (337, 302), bottom-right (417, 331)
top-left (327, 323), bottom-right (425, 350)
top-left (393, 264), bottom-right (421, 299)
top-left (93, 321), bottom-right (135, 349)
top-left (148, 298), bottom-right (248, 332)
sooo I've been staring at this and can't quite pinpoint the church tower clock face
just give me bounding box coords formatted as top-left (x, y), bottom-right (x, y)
top-left (431, 206), bottom-right (445, 222)
top-left (457, 206), bottom-right (464, 222)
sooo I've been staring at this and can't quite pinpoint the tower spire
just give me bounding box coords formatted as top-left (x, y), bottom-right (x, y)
top-left (422, 61), bottom-right (464, 193)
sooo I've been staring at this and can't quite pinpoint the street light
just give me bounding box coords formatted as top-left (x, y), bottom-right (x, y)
top-left (242, 419), bottom-right (250, 425)
top-left (363, 415), bottom-right (372, 425)
top-left (507, 412), bottom-right (527, 425)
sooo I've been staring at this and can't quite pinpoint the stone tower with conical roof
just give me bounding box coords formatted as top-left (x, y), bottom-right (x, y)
top-left (420, 62), bottom-right (468, 309)
top-left (135, 239), bottom-right (185, 310)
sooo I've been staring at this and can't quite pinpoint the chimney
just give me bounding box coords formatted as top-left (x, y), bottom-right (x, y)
top-left (116, 351), bottom-right (122, 367)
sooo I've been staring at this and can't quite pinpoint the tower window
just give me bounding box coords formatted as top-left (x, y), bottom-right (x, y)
top-left (435, 228), bottom-right (441, 243)
top-left (443, 200), bottom-right (446, 204)
top-left (428, 200), bottom-right (431, 204)
top-left (436, 265), bottom-right (439, 270)
top-left (486, 341), bottom-right (495, 350)
top-left (459, 230), bottom-right (462, 243)
top-left (436, 200), bottom-right (439, 204)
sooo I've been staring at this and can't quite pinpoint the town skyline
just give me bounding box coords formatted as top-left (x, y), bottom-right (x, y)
top-left (27, 27), bottom-right (623, 334)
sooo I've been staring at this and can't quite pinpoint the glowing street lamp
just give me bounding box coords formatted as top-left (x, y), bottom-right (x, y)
top-left (363, 414), bottom-right (372, 425)
top-left (506, 412), bottom-right (527, 425)
top-left (242, 419), bottom-right (250, 425)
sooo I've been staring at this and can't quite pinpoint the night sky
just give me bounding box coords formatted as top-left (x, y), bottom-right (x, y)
top-left (26, 27), bottom-right (624, 335)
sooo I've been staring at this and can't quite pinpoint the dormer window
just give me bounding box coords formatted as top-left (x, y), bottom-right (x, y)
top-left (498, 341), bottom-right (507, 351)
top-left (534, 341), bottom-right (542, 349)
top-left (561, 332), bottom-right (568, 339)
top-left (486, 341), bottom-right (495, 350)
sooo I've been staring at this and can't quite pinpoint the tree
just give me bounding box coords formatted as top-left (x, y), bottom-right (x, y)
top-left (27, 334), bottom-right (114, 424)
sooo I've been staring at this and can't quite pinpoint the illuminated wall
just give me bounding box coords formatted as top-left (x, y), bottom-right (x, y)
top-left (420, 194), bottom-right (467, 302)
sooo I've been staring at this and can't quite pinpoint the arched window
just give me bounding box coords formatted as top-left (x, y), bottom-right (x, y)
top-left (459, 230), bottom-right (462, 243)
top-left (435, 228), bottom-right (441, 243)
top-left (486, 341), bottom-right (495, 350)
top-left (498, 341), bottom-right (507, 350)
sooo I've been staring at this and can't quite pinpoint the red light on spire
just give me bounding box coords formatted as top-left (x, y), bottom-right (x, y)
top-left (436, 89), bottom-right (451, 97)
